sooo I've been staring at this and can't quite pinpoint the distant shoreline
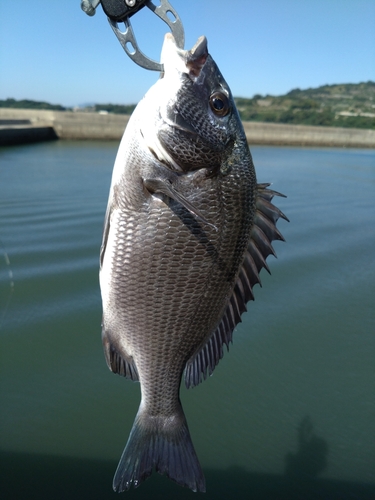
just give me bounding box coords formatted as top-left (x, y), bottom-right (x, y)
top-left (1, 108), bottom-right (374, 148)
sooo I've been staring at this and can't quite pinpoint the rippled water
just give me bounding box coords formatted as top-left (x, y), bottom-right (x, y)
top-left (0, 141), bottom-right (374, 499)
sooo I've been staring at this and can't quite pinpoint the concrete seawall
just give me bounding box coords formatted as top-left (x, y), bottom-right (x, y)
top-left (0, 124), bottom-right (58, 146)
top-left (1, 108), bottom-right (374, 148)
top-left (0, 109), bottom-right (130, 144)
top-left (242, 121), bottom-right (375, 148)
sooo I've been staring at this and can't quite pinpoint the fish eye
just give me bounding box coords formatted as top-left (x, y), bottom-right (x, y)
top-left (209, 92), bottom-right (230, 116)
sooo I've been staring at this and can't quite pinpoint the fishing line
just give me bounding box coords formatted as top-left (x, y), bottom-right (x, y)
top-left (0, 238), bottom-right (14, 329)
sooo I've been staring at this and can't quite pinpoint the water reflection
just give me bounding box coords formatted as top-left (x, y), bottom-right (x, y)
top-left (285, 416), bottom-right (328, 480)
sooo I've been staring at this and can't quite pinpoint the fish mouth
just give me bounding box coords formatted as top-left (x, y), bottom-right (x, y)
top-left (161, 34), bottom-right (208, 81)
top-left (184, 35), bottom-right (209, 80)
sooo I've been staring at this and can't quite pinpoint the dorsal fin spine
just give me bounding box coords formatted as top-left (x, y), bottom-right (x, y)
top-left (184, 184), bottom-right (287, 390)
top-left (248, 239), bottom-right (271, 275)
top-left (239, 268), bottom-right (254, 299)
top-left (244, 251), bottom-right (262, 287)
top-left (252, 225), bottom-right (276, 258)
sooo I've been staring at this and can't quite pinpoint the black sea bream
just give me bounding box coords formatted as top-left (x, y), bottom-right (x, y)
top-left (99, 33), bottom-right (287, 492)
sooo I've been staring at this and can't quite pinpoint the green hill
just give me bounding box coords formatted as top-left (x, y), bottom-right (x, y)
top-left (235, 81), bottom-right (375, 129)
top-left (0, 98), bottom-right (66, 111)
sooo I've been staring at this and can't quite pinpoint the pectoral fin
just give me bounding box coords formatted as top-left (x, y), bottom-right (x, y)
top-left (144, 177), bottom-right (217, 231)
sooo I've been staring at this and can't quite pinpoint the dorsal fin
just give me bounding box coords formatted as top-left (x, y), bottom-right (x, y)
top-left (184, 183), bottom-right (288, 389)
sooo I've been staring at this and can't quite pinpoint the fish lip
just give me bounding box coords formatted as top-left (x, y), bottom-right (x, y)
top-left (162, 34), bottom-right (209, 81)
top-left (184, 35), bottom-right (209, 80)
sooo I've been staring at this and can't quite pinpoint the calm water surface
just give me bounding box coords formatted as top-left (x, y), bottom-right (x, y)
top-left (0, 141), bottom-right (374, 499)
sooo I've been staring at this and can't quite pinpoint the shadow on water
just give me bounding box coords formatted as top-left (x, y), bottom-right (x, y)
top-left (285, 416), bottom-right (328, 480)
top-left (1, 449), bottom-right (374, 500)
top-left (282, 416), bottom-right (336, 499)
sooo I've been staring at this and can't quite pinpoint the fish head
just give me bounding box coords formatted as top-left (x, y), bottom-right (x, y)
top-left (142, 34), bottom-right (242, 173)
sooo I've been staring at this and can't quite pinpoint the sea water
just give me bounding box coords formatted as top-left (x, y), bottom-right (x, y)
top-left (0, 141), bottom-right (374, 499)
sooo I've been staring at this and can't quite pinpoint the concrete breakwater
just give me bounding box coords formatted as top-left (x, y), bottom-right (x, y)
top-left (0, 108), bottom-right (130, 144)
top-left (1, 108), bottom-right (374, 148)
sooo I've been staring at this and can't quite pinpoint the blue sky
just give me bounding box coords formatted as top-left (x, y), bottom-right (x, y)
top-left (0, 0), bottom-right (374, 107)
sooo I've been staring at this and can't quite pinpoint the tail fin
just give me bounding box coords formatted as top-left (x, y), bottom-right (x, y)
top-left (113, 405), bottom-right (206, 492)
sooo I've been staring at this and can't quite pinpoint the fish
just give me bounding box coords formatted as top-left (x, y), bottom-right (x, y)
top-left (99, 33), bottom-right (287, 493)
